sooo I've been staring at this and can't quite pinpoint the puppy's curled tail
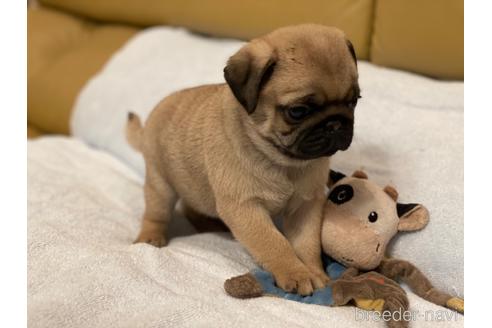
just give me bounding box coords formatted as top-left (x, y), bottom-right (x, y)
top-left (126, 112), bottom-right (143, 152)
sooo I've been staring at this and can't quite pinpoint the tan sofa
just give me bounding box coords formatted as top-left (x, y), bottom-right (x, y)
top-left (28, 0), bottom-right (463, 137)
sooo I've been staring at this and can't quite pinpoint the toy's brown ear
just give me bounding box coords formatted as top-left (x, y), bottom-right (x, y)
top-left (397, 203), bottom-right (430, 232)
top-left (224, 39), bottom-right (277, 114)
top-left (384, 185), bottom-right (398, 202)
top-left (352, 170), bottom-right (368, 179)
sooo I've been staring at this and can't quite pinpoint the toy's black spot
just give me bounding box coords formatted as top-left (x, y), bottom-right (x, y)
top-left (329, 170), bottom-right (346, 185)
top-left (328, 184), bottom-right (353, 204)
top-left (368, 211), bottom-right (378, 223)
top-left (397, 203), bottom-right (418, 218)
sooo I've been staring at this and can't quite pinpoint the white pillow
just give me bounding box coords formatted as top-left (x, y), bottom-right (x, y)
top-left (71, 27), bottom-right (463, 297)
top-left (72, 27), bottom-right (244, 176)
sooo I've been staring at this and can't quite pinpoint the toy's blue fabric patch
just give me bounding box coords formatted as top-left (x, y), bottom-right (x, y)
top-left (322, 253), bottom-right (346, 280)
top-left (252, 269), bottom-right (335, 305)
top-left (251, 254), bottom-right (347, 306)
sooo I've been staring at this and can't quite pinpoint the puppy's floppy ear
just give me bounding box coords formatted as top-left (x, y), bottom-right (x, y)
top-left (346, 39), bottom-right (357, 66)
top-left (224, 39), bottom-right (277, 114)
top-left (397, 203), bottom-right (430, 232)
top-left (328, 170), bottom-right (346, 188)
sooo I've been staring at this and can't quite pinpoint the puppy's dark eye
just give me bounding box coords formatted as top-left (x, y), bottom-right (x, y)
top-left (286, 105), bottom-right (311, 122)
top-left (368, 211), bottom-right (378, 222)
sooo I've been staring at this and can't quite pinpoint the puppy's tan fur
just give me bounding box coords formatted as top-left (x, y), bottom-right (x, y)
top-left (127, 24), bottom-right (359, 295)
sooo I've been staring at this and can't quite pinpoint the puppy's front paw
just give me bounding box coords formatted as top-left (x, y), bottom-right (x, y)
top-left (309, 267), bottom-right (331, 288)
top-left (134, 232), bottom-right (167, 247)
top-left (274, 264), bottom-right (322, 296)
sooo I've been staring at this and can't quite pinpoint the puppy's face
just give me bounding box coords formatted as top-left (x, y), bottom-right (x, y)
top-left (224, 24), bottom-right (359, 161)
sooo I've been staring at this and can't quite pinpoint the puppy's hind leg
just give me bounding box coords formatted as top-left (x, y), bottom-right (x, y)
top-left (135, 165), bottom-right (177, 247)
top-left (182, 203), bottom-right (230, 233)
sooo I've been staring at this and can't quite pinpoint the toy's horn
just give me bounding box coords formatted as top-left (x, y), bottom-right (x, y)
top-left (352, 170), bottom-right (368, 179)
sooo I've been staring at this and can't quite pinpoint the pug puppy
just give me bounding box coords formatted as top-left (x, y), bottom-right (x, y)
top-left (127, 24), bottom-right (360, 295)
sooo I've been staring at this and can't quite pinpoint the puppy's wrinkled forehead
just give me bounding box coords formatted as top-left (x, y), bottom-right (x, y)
top-left (264, 25), bottom-right (358, 101)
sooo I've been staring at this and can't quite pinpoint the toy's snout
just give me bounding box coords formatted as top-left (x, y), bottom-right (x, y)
top-left (321, 212), bottom-right (388, 270)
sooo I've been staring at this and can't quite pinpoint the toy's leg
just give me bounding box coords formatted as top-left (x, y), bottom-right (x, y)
top-left (331, 271), bottom-right (410, 328)
top-left (340, 267), bottom-right (359, 279)
top-left (134, 165), bottom-right (177, 247)
top-left (224, 273), bottom-right (264, 299)
top-left (446, 297), bottom-right (464, 313)
top-left (378, 258), bottom-right (463, 313)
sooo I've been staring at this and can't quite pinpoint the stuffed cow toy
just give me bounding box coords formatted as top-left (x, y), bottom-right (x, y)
top-left (224, 170), bottom-right (463, 328)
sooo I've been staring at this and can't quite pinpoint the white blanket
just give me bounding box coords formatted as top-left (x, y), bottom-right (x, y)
top-left (28, 137), bottom-right (463, 328)
top-left (71, 27), bottom-right (463, 298)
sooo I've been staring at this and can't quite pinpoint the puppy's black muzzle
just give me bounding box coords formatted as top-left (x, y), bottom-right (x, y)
top-left (295, 115), bottom-right (353, 159)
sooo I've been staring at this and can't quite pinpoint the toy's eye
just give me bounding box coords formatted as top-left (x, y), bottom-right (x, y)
top-left (328, 184), bottom-right (354, 205)
top-left (368, 211), bottom-right (378, 223)
top-left (337, 190), bottom-right (347, 201)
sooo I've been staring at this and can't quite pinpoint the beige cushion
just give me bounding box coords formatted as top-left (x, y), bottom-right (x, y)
top-left (27, 123), bottom-right (43, 138)
top-left (28, 7), bottom-right (137, 134)
top-left (370, 0), bottom-right (463, 80)
top-left (39, 0), bottom-right (374, 59)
